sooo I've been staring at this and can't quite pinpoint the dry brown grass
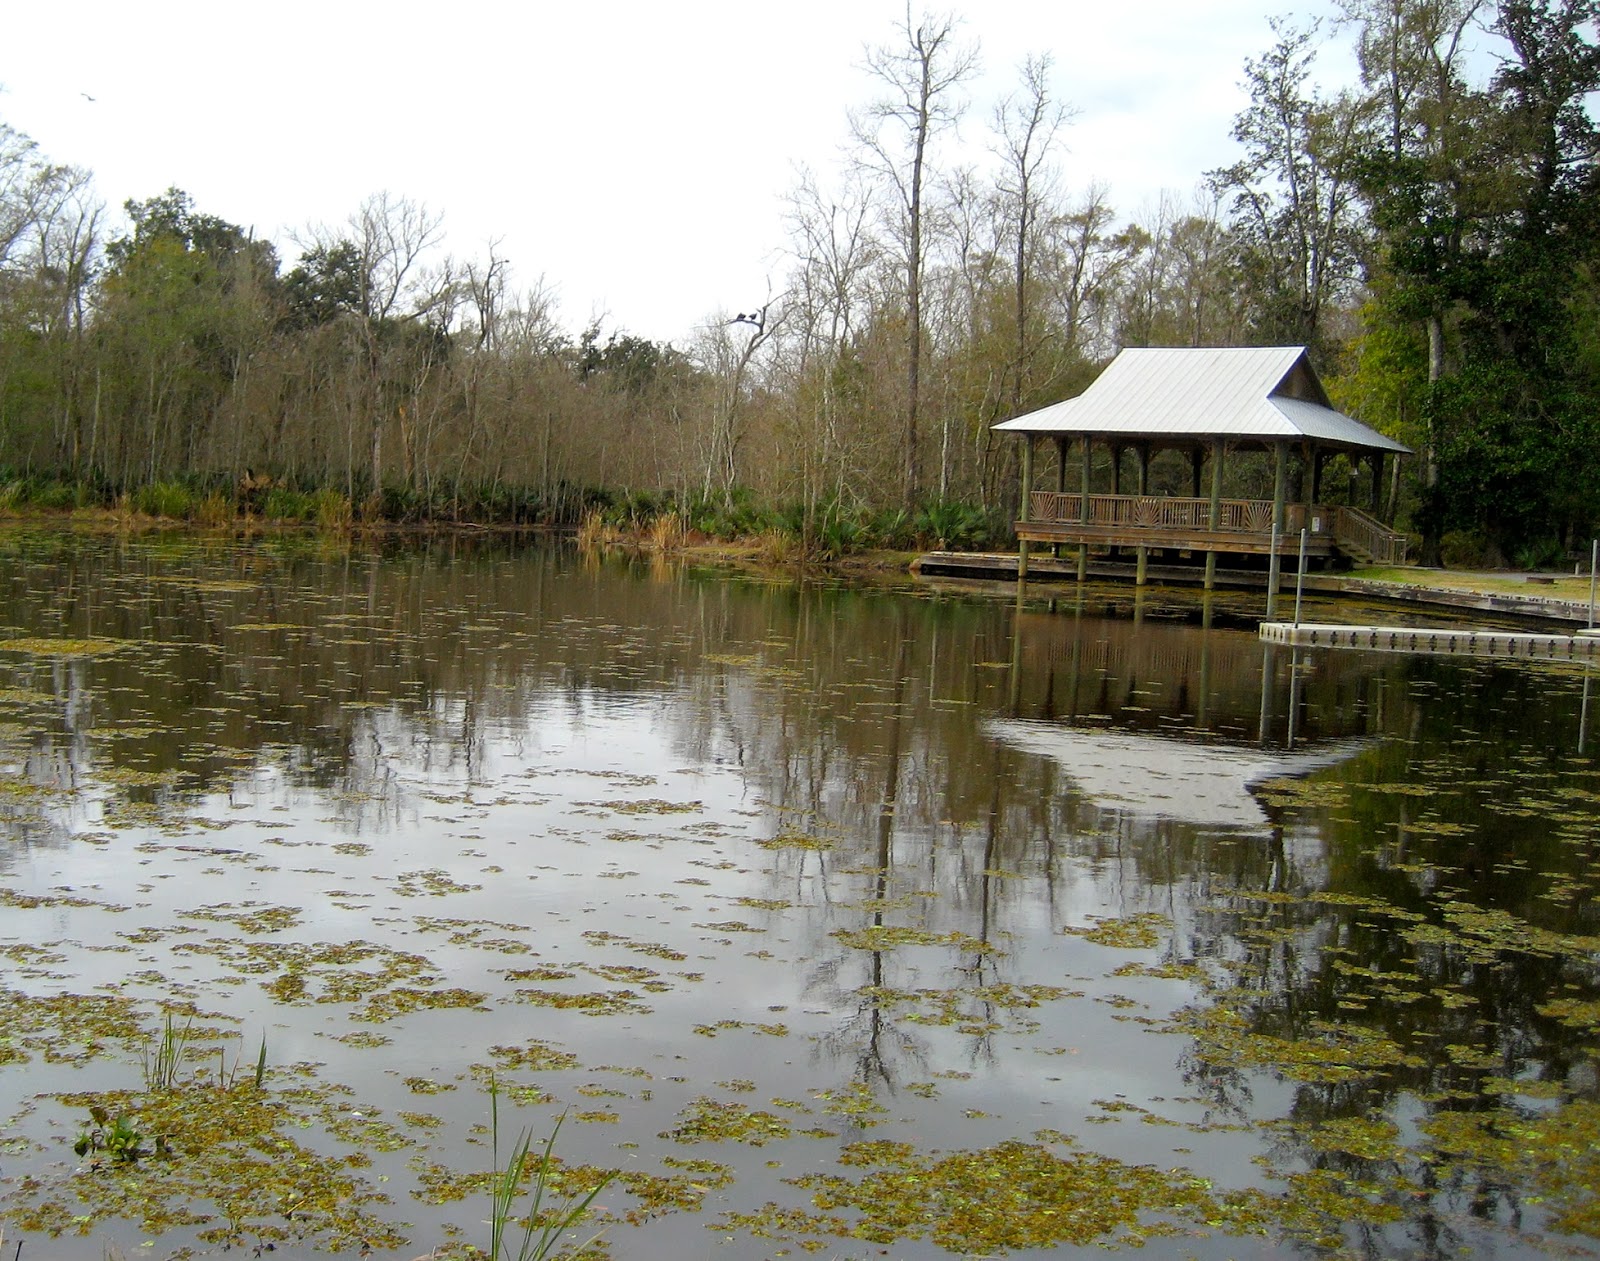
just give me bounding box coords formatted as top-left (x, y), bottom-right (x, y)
top-left (646, 511), bottom-right (687, 553)
top-left (193, 492), bottom-right (234, 528)
top-left (575, 509), bottom-right (618, 552)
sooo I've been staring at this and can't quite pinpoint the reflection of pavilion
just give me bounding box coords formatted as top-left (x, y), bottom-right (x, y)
top-left (985, 719), bottom-right (1370, 834)
top-left (1008, 606), bottom-right (1393, 744)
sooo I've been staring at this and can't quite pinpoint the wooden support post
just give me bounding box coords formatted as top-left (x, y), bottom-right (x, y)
top-left (1078, 435), bottom-right (1092, 583)
top-left (1111, 444), bottom-right (1124, 496)
top-left (1190, 446), bottom-right (1204, 498)
top-left (1019, 436), bottom-right (1034, 525)
top-left (1371, 453), bottom-right (1385, 516)
top-left (1079, 434), bottom-right (1093, 514)
top-left (1205, 438), bottom-right (1224, 590)
top-left (1301, 440), bottom-right (1318, 573)
top-left (1134, 442), bottom-right (1151, 583)
top-left (1054, 437), bottom-right (1067, 557)
top-left (1267, 441), bottom-right (1288, 616)
top-left (1017, 435), bottom-right (1034, 594)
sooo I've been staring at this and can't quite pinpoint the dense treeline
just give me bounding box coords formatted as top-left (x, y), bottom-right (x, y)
top-left (1, 0), bottom-right (1597, 564)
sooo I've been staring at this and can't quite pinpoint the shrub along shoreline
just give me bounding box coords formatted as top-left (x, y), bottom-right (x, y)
top-left (0, 469), bottom-right (1005, 562)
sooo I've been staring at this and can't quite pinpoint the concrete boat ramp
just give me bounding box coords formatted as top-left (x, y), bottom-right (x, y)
top-left (1261, 621), bottom-right (1600, 661)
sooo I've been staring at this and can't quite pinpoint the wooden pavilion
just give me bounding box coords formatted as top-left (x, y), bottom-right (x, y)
top-left (993, 346), bottom-right (1411, 597)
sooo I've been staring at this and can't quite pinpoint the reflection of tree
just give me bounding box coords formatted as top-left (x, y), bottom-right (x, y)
top-left (1164, 667), bottom-right (1600, 1254)
top-left (806, 620), bottom-right (926, 1098)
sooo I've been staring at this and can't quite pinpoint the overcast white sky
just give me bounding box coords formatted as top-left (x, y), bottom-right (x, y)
top-left (2, 0), bottom-right (1349, 344)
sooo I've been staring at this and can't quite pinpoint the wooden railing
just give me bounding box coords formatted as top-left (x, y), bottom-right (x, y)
top-left (1026, 492), bottom-right (1407, 562)
top-left (1029, 492), bottom-right (1299, 534)
top-left (1332, 506), bottom-right (1409, 564)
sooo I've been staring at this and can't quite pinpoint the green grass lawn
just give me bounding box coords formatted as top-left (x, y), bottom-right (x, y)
top-left (1353, 566), bottom-right (1595, 602)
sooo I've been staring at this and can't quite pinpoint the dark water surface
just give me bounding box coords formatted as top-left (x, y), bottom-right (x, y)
top-left (0, 528), bottom-right (1595, 1259)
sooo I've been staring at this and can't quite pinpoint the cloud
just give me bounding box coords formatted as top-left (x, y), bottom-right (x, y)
top-left (0, 0), bottom-right (1344, 341)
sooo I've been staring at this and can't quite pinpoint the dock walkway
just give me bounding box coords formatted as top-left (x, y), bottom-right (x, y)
top-left (1260, 621), bottom-right (1600, 660)
top-left (913, 551), bottom-right (1598, 627)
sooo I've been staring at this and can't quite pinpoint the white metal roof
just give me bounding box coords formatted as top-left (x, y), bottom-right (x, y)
top-left (993, 346), bottom-right (1410, 455)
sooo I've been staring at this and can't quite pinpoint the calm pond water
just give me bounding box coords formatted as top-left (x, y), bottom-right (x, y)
top-left (0, 527), bottom-right (1596, 1260)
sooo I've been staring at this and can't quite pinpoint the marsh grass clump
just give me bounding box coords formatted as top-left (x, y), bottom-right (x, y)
top-left (193, 491), bottom-right (234, 528)
top-left (488, 1083), bottom-right (614, 1261)
top-left (130, 481), bottom-right (196, 521)
top-left (645, 510), bottom-right (686, 552)
top-left (575, 509), bottom-right (619, 552)
top-left (313, 488), bottom-right (353, 533)
top-left (142, 1014), bottom-right (268, 1094)
top-left (141, 1013), bottom-right (194, 1092)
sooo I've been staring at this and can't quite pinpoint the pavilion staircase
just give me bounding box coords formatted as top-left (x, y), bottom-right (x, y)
top-left (1330, 506), bottom-right (1408, 565)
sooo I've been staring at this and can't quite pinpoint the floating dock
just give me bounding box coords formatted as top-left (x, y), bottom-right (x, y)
top-left (1260, 621), bottom-right (1600, 660)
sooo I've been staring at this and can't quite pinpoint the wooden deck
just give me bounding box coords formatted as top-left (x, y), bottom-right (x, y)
top-left (1018, 493), bottom-right (1406, 564)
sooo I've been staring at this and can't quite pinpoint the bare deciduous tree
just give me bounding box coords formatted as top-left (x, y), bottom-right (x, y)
top-left (992, 53), bottom-right (1072, 418)
top-left (851, 7), bottom-right (978, 509)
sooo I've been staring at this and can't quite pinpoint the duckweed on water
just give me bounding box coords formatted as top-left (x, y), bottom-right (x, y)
top-left (755, 831), bottom-right (835, 852)
top-left (1063, 912), bottom-right (1172, 949)
top-left (395, 867), bottom-right (482, 897)
top-left (510, 989), bottom-right (651, 1016)
top-left (580, 797), bottom-right (703, 815)
top-left (486, 1042), bottom-right (582, 1073)
top-left (1166, 1004), bottom-right (1426, 1084)
top-left (1422, 1100), bottom-right (1600, 1235)
top-left (11, 1082), bottom-right (407, 1253)
top-left (814, 1082), bottom-right (887, 1126)
top-left (829, 925), bottom-right (997, 953)
top-left (172, 937), bottom-right (486, 1022)
top-left (0, 989), bottom-right (147, 1064)
top-left (179, 902), bottom-right (302, 933)
top-left (731, 1138), bottom-right (1267, 1253)
top-left (690, 1020), bottom-right (788, 1038)
top-left (0, 637), bottom-right (126, 657)
top-left (662, 1098), bottom-right (792, 1146)
top-left (580, 930), bottom-right (687, 961)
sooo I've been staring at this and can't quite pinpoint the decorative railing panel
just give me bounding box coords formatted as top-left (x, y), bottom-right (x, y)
top-left (1025, 492), bottom-right (1407, 562)
top-left (1028, 493), bottom-right (1334, 537)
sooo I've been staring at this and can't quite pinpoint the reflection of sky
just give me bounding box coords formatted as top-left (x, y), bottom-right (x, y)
top-left (4, 672), bottom-right (1282, 1253)
top-left (2, 540), bottom-right (1589, 1259)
